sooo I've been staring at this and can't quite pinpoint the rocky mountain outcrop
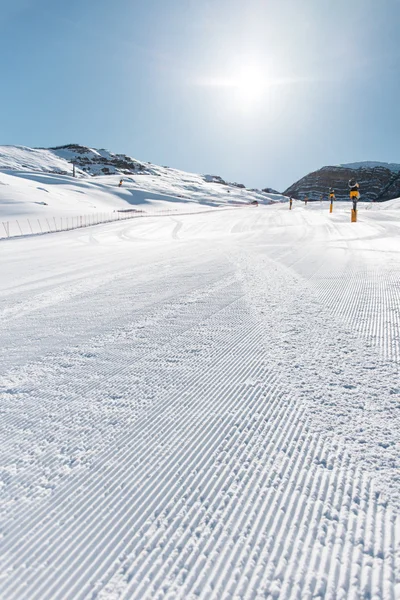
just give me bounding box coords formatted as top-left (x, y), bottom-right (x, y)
top-left (48, 144), bottom-right (155, 176)
top-left (41, 146), bottom-right (276, 195)
top-left (284, 162), bottom-right (400, 202)
top-left (0, 145), bottom-right (284, 211)
top-left (262, 187), bottom-right (280, 194)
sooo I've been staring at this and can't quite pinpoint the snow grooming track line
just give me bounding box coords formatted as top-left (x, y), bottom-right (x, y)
top-left (0, 205), bottom-right (399, 599)
top-left (193, 410), bottom-right (322, 599)
top-left (306, 211), bottom-right (400, 364)
top-left (165, 216), bottom-right (184, 241)
top-left (0, 244), bottom-right (218, 323)
top-left (313, 269), bottom-right (400, 364)
top-left (0, 272), bottom-right (243, 518)
top-left (3, 268), bottom-right (394, 598)
top-left (3, 310), bottom-right (268, 598)
top-left (111, 376), bottom-right (289, 598)
top-left (6, 304), bottom-right (393, 600)
top-left (0, 270), bottom-right (239, 464)
top-left (225, 248), bottom-right (400, 599)
top-left (1, 304), bottom-right (398, 596)
top-left (236, 245), bottom-right (400, 496)
top-left (237, 436), bottom-right (345, 599)
top-left (0, 253), bottom-right (230, 371)
top-left (0, 292), bottom-right (264, 598)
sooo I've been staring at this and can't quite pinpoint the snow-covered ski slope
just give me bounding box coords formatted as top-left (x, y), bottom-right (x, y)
top-left (0, 200), bottom-right (399, 599)
top-left (0, 146), bottom-right (282, 222)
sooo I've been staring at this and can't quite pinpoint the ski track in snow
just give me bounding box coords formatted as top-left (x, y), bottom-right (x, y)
top-left (0, 204), bottom-right (399, 599)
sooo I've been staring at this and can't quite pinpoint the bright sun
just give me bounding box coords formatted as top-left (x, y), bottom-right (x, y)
top-left (233, 66), bottom-right (268, 109)
top-left (194, 63), bottom-right (276, 112)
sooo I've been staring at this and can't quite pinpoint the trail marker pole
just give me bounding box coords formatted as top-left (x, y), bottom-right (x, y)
top-left (329, 189), bottom-right (335, 213)
top-left (349, 179), bottom-right (360, 222)
top-left (289, 197), bottom-right (293, 210)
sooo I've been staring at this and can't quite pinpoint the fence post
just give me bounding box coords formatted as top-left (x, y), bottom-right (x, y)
top-left (38, 219), bottom-right (43, 233)
top-left (27, 219), bottom-right (33, 234)
top-left (16, 220), bottom-right (23, 236)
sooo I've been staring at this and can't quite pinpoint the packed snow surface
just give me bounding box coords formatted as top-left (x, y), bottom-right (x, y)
top-left (0, 199), bottom-right (399, 599)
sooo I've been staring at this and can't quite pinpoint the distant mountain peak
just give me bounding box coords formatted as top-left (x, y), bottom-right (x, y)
top-left (339, 161), bottom-right (400, 172)
top-left (285, 161), bottom-right (400, 202)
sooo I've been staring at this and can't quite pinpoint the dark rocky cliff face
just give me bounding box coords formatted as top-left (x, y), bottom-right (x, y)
top-left (284, 165), bottom-right (400, 202)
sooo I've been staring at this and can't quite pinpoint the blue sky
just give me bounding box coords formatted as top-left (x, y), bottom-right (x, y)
top-left (1, 0), bottom-right (400, 191)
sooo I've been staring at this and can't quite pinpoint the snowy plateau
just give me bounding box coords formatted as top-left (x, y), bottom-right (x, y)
top-left (0, 145), bottom-right (399, 600)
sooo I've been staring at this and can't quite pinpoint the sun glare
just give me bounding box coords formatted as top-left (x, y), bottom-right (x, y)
top-left (235, 69), bottom-right (265, 106)
top-left (234, 66), bottom-right (267, 108)
top-left (194, 62), bottom-right (279, 112)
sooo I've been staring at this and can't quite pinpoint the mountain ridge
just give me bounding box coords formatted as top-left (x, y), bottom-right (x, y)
top-left (284, 162), bottom-right (400, 202)
top-left (2, 144), bottom-right (400, 202)
top-left (0, 144), bottom-right (281, 195)
top-left (0, 144), bottom-right (284, 221)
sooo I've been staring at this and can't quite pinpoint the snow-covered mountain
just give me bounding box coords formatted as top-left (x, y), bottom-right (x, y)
top-left (284, 161), bottom-right (400, 202)
top-left (339, 161), bottom-right (400, 172)
top-left (0, 144), bottom-right (283, 220)
top-left (0, 144), bottom-right (167, 177)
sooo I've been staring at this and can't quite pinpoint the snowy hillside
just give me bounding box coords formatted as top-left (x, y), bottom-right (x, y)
top-left (0, 145), bottom-right (283, 223)
top-left (0, 144), bottom-right (155, 177)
